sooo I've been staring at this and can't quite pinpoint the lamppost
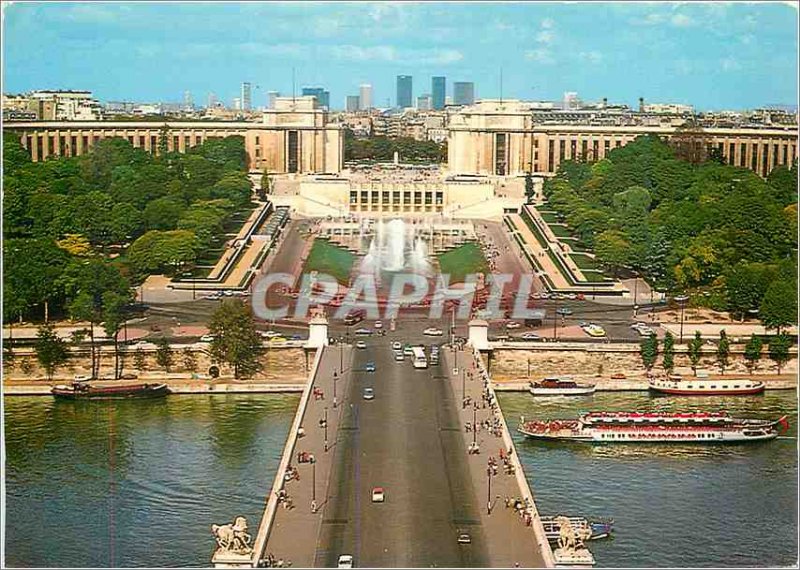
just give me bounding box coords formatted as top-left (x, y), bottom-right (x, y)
top-left (675, 294), bottom-right (689, 343)
top-left (487, 467), bottom-right (493, 515)
top-left (632, 270), bottom-right (639, 317)
top-left (323, 407), bottom-right (329, 452)
top-left (462, 368), bottom-right (466, 407)
top-left (527, 357), bottom-right (531, 378)
top-left (333, 371), bottom-right (338, 408)
top-left (310, 455), bottom-right (317, 506)
top-left (472, 406), bottom-right (478, 446)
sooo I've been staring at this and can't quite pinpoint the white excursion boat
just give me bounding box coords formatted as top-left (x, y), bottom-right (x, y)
top-left (649, 374), bottom-right (765, 396)
top-left (530, 377), bottom-right (596, 396)
top-left (518, 411), bottom-right (789, 444)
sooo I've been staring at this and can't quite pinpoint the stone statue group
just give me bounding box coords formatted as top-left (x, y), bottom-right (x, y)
top-left (212, 516), bottom-right (253, 555)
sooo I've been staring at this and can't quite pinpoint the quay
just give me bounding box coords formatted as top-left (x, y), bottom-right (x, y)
top-left (217, 327), bottom-right (554, 568)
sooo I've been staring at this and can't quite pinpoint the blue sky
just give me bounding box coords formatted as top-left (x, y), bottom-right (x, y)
top-left (3, 2), bottom-right (798, 110)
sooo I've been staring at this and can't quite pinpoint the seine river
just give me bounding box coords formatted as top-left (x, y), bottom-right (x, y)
top-left (4, 390), bottom-right (797, 568)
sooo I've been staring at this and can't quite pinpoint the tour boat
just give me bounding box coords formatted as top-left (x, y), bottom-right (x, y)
top-left (529, 377), bottom-right (596, 396)
top-left (518, 411), bottom-right (789, 443)
top-left (51, 379), bottom-right (169, 400)
top-left (648, 374), bottom-right (765, 396)
top-left (540, 516), bottom-right (613, 542)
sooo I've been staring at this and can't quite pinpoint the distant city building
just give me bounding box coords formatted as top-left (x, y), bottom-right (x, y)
top-left (24, 90), bottom-right (102, 120)
top-left (345, 95), bottom-right (361, 112)
top-left (563, 91), bottom-right (579, 111)
top-left (445, 95), bottom-right (453, 106)
top-left (453, 82), bottom-right (474, 106)
top-left (397, 75), bottom-right (413, 108)
top-left (642, 102), bottom-right (694, 115)
top-left (432, 76), bottom-right (446, 110)
top-left (183, 90), bottom-right (194, 110)
top-left (417, 94), bottom-right (432, 111)
top-left (233, 97), bottom-right (242, 111)
top-left (207, 92), bottom-right (218, 109)
top-left (359, 84), bottom-right (373, 110)
top-left (267, 91), bottom-right (280, 109)
top-left (301, 87), bottom-right (330, 109)
top-left (241, 82), bottom-right (252, 111)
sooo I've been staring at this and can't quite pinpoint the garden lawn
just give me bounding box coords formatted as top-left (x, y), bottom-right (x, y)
top-left (304, 239), bottom-right (355, 284)
top-left (437, 242), bottom-right (489, 283)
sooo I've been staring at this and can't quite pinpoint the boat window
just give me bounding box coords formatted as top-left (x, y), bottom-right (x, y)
top-left (687, 385), bottom-right (692, 389)
top-left (710, 385), bottom-right (716, 389)
top-left (734, 385), bottom-right (740, 388)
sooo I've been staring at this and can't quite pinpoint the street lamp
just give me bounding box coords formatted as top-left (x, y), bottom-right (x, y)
top-left (472, 406), bottom-right (478, 446)
top-left (333, 371), bottom-right (338, 408)
top-left (323, 407), bottom-right (329, 452)
top-left (462, 368), bottom-right (466, 408)
top-left (675, 294), bottom-right (690, 343)
top-left (310, 455), bottom-right (317, 505)
top-left (632, 270), bottom-right (639, 317)
top-left (487, 466), bottom-right (493, 515)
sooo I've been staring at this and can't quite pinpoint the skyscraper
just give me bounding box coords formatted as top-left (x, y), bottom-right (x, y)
top-left (345, 95), bottom-right (360, 112)
top-left (183, 90), bottom-right (194, 110)
top-left (396, 75), bottom-right (412, 108)
top-left (432, 77), bottom-right (446, 110)
top-left (453, 82), bottom-right (475, 106)
top-left (417, 94), bottom-right (432, 111)
top-left (267, 91), bottom-right (279, 109)
top-left (301, 87), bottom-right (330, 109)
top-left (359, 84), bottom-right (373, 110)
top-left (241, 82), bottom-right (252, 111)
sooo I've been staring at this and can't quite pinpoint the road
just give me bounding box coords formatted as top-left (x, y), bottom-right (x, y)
top-left (315, 330), bottom-right (490, 568)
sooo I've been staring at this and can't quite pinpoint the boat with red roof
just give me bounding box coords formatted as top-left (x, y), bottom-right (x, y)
top-left (518, 411), bottom-right (788, 443)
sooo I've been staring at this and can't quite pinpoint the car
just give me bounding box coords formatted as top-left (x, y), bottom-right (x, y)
top-left (394, 352), bottom-right (405, 362)
top-left (520, 332), bottom-right (540, 341)
top-left (354, 328), bottom-right (372, 336)
top-left (362, 387), bottom-right (374, 400)
top-left (269, 337), bottom-right (287, 344)
top-left (582, 324), bottom-right (607, 338)
top-left (374, 321), bottom-right (383, 329)
top-left (260, 330), bottom-right (282, 338)
top-left (430, 356), bottom-right (439, 365)
top-left (505, 321), bottom-right (521, 329)
top-left (567, 293), bottom-right (578, 300)
top-left (556, 307), bottom-right (573, 316)
top-left (630, 322), bottom-right (648, 330)
top-left (403, 345), bottom-right (414, 356)
top-left (356, 340), bottom-right (367, 349)
top-left (637, 327), bottom-right (655, 337)
top-left (539, 292), bottom-right (551, 300)
top-left (391, 341), bottom-right (402, 350)
top-left (576, 293), bottom-right (586, 300)
top-left (365, 362), bottom-right (376, 372)
top-left (223, 290), bottom-right (234, 297)
top-left (337, 555), bottom-right (354, 569)
top-left (371, 487), bottom-right (385, 502)
top-left (423, 327), bottom-right (444, 336)
top-left (530, 292), bottom-right (541, 300)
top-left (200, 334), bottom-right (215, 342)
top-left (457, 532), bottom-right (472, 544)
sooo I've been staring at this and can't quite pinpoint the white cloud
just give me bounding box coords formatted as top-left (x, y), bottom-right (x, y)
top-left (535, 29), bottom-right (555, 44)
top-left (720, 57), bottom-right (741, 71)
top-left (524, 48), bottom-right (555, 65)
top-left (579, 51), bottom-right (603, 63)
top-left (670, 13), bottom-right (695, 27)
top-left (541, 18), bottom-right (554, 29)
top-left (330, 45), bottom-right (397, 62)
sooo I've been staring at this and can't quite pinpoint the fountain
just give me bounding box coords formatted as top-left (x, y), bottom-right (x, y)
top-left (358, 218), bottom-right (433, 280)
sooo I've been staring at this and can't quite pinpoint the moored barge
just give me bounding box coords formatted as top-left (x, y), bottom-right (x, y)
top-left (52, 379), bottom-right (169, 400)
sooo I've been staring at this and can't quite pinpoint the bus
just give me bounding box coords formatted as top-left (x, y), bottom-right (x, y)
top-left (343, 309), bottom-right (365, 326)
top-left (412, 346), bottom-right (428, 369)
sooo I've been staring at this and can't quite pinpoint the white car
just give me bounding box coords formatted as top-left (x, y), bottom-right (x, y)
top-left (371, 487), bottom-right (385, 503)
top-left (337, 555), bottom-right (354, 569)
top-left (505, 321), bottom-right (521, 329)
top-left (260, 330), bottom-right (282, 339)
top-left (374, 321), bottom-right (383, 329)
top-left (520, 332), bottom-right (540, 341)
top-left (362, 387), bottom-right (374, 400)
top-left (423, 327), bottom-right (444, 336)
top-left (391, 341), bottom-right (402, 350)
top-left (200, 334), bottom-right (215, 342)
top-left (637, 326), bottom-right (655, 337)
top-left (356, 340), bottom-right (367, 349)
top-left (394, 352), bottom-right (405, 362)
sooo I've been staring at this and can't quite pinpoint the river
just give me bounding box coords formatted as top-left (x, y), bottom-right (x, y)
top-left (499, 389), bottom-right (798, 568)
top-left (4, 391), bottom-right (797, 567)
top-left (4, 394), bottom-right (299, 568)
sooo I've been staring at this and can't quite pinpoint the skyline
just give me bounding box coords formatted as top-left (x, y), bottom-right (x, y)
top-left (2, 2), bottom-right (799, 111)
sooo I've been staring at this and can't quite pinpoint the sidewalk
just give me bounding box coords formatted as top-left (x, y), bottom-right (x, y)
top-left (261, 344), bottom-right (354, 567)
top-left (443, 347), bottom-right (550, 567)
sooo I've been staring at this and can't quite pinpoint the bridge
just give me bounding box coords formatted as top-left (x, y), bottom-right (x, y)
top-left (213, 321), bottom-right (554, 568)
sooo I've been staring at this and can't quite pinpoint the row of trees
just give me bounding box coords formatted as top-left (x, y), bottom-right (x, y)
top-left (344, 130), bottom-right (447, 163)
top-left (542, 134), bottom-right (797, 330)
top-left (3, 133), bottom-right (253, 322)
top-left (18, 299), bottom-right (264, 381)
top-left (640, 331), bottom-right (793, 375)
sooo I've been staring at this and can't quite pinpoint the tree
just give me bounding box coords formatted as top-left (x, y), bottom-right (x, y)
top-left (208, 299), bottom-right (263, 379)
top-left (68, 292), bottom-right (100, 379)
top-left (716, 329), bottom-right (730, 375)
top-left (259, 169), bottom-right (272, 199)
top-left (155, 338), bottom-right (173, 373)
top-left (133, 348), bottom-right (147, 372)
top-left (594, 229), bottom-right (631, 277)
top-left (524, 173), bottom-right (535, 203)
top-left (743, 336), bottom-right (763, 374)
top-left (760, 280), bottom-right (797, 334)
top-left (662, 332), bottom-right (675, 372)
top-left (768, 333), bottom-right (792, 375)
top-left (102, 292), bottom-right (127, 379)
top-left (688, 331), bottom-right (703, 375)
top-left (35, 323), bottom-right (69, 381)
top-left (128, 230), bottom-right (199, 276)
top-left (639, 334), bottom-right (659, 372)
top-left (669, 121), bottom-right (711, 165)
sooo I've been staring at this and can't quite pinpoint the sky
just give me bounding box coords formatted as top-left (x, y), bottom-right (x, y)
top-left (2, 2), bottom-right (798, 111)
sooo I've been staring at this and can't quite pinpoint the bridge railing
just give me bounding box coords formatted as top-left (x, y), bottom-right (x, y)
top-left (249, 347), bottom-right (324, 567)
top-left (470, 346), bottom-right (556, 568)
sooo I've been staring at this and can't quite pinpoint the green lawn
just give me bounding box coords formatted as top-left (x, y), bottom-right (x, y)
top-left (546, 223), bottom-right (574, 238)
top-left (304, 239), bottom-right (355, 284)
top-left (570, 253), bottom-right (600, 271)
top-left (539, 211), bottom-right (561, 224)
top-left (437, 242), bottom-right (489, 283)
top-left (581, 269), bottom-right (613, 282)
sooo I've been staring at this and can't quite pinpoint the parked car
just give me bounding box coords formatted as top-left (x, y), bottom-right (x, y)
top-left (200, 334), bottom-right (215, 342)
top-left (505, 321), bottom-right (521, 329)
top-left (356, 341), bottom-right (367, 349)
top-left (423, 327), bottom-right (444, 336)
top-left (365, 362), bottom-right (376, 372)
top-left (520, 332), bottom-right (540, 341)
top-left (337, 555), bottom-right (354, 569)
top-left (391, 341), bottom-right (402, 350)
top-left (371, 487), bottom-right (385, 503)
top-left (394, 352), bottom-right (405, 362)
top-left (457, 532), bottom-right (472, 544)
top-left (374, 321), bottom-right (383, 329)
top-left (556, 307), bottom-right (573, 316)
top-left (354, 328), bottom-right (372, 336)
top-left (362, 387), bottom-right (374, 400)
